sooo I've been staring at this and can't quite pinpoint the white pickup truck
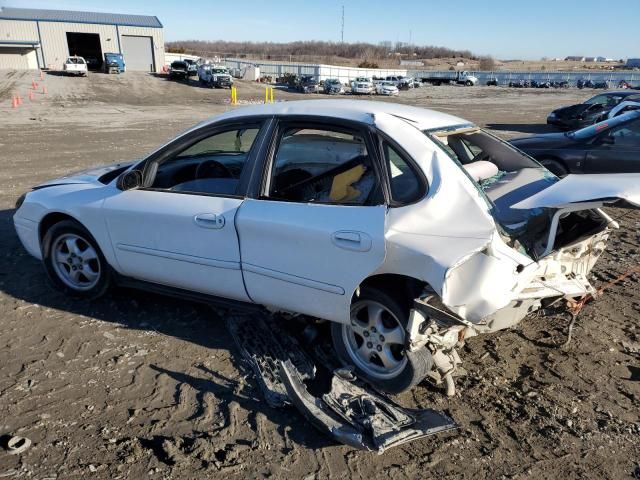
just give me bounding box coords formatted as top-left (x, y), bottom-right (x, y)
top-left (64, 56), bottom-right (88, 76)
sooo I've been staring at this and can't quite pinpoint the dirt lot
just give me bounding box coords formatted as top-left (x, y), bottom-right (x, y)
top-left (0, 70), bottom-right (638, 479)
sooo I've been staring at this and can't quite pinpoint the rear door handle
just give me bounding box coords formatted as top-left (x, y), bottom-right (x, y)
top-left (194, 213), bottom-right (225, 229)
top-left (331, 231), bottom-right (372, 252)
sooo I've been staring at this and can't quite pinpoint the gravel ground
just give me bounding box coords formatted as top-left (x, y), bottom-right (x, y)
top-left (0, 70), bottom-right (638, 479)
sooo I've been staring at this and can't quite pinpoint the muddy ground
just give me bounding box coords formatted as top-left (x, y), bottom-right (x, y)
top-left (0, 70), bottom-right (638, 479)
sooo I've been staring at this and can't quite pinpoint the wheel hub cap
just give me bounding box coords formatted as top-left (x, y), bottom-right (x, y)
top-left (343, 300), bottom-right (407, 380)
top-left (51, 233), bottom-right (100, 291)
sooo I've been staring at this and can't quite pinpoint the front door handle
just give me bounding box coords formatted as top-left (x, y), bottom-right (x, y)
top-left (331, 230), bottom-right (372, 252)
top-left (194, 213), bottom-right (225, 229)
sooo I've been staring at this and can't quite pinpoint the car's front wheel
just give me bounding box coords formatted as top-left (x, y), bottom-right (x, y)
top-left (331, 286), bottom-right (432, 394)
top-left (42, 220), bottom-right (110, 299)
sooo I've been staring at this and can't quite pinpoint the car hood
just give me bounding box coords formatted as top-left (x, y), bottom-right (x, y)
top-left (512, 173), bottom-right (640, 209)
top-left (510, 132), bottom-right (575, 149)
top-left (35, 161), bottom-right (136, 188)
top-left (551, 103), bottom-right (591, 118)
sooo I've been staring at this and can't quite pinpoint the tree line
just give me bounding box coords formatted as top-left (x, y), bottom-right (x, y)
top-left (165, 40), bottom-right (475, 61)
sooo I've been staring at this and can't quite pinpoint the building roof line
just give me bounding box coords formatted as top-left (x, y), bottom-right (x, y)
top-left (0, 7), bottom-right (162, 28)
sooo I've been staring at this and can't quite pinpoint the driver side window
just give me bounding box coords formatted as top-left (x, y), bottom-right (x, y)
top-left (267, 125), bottom-right (381, 205)
top-left (151, 127), bottom-right (259, 196)
top-left (606, 119), bottom-right (640, 144)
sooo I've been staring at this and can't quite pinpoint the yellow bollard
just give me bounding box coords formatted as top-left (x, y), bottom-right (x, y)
top-left (270, 86), bottom-right (274, 104)
top-left (231, 86), bottom-right (237, 105)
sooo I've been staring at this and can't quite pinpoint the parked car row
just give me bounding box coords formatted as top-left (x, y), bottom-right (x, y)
top-left (508, 91), bottom-right (640, 177)
top-left (283, 75), bottom-right (417, 96)
top-left (496, 79), bottom-right (638, 89)
top-left (63, 53), bottom-right (126, 76)
top-left (167, 59), bottom-right (234, 89)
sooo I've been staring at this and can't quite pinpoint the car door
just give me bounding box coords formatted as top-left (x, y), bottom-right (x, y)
top-left (585, 117), bottom-right (640, 173)
top-left (236, 119), bottom-right (387, 324)
top-left (103, 121), bottom-right (268, 301)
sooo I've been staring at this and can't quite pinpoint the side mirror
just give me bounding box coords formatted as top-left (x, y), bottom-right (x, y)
top-left (117, 170), bottom-right (142, 191)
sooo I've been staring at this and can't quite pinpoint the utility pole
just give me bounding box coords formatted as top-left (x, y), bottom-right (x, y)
top-left (341, 5), bottom-right (344, 43)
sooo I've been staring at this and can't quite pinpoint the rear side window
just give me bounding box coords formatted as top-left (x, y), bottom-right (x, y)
top-left (382, 142), bottom-right (423, 204)
top-left (267, 126), bottom-right (382, 205)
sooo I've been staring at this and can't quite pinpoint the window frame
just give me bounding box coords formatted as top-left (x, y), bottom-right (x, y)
top-left (376, 130), bottom-right (428, 207)
top-left (135, 117), bottom-right (272, 199)
top-left (597, 117), bottom-right (640, 144)
top-left (258, 116), bottom-right (387, 207)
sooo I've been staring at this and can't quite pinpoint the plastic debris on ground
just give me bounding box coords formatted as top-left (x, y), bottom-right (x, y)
top-left (226, 314), bottom-right (457, 452)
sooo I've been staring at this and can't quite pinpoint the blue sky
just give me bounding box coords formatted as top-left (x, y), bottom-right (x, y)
top-left (4, 0), bottom-right (639, 60)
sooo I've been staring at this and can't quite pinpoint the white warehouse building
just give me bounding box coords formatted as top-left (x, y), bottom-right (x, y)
top-left (0, 7), bottom-right (164, 72)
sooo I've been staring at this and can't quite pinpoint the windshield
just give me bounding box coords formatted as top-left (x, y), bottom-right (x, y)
top-left (568, 111), bottom-right (640, 139)
top-left (584, 94), bottom-right (625, 106)
top-left (212, 68), bottom-right (228, 74)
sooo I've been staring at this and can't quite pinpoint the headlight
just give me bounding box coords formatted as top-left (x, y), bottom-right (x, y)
top-left (15, 192), bottom-right (27, 210)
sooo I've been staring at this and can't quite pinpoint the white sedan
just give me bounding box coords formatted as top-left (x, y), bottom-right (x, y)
top-left (13, 100), bottom-right (640, 394)
top-left (375, 81), bottom-right (399, 96)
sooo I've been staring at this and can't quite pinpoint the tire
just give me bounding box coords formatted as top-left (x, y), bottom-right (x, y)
top-left (42, 219), bottom-right (111, 299)
top-left (539, 157), bottom-right (568, 177)
top-left (331, 286), bottom-right (433, 394)
top-left (466, 80), bottom-right (473, 86)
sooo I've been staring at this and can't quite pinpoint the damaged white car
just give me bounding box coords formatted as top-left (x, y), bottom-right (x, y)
top-left (13, 100), bottom-right (640, 395)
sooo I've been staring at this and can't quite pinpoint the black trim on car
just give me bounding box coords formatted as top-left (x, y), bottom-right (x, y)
top-left (112, 269), bottom-right (264, 313)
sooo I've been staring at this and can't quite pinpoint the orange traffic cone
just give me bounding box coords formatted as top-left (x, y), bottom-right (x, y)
top-left (42, 85), bottom-right (47, 95)
top-left (17, 95), bottom-right (23, 105)
top-left (40, 71), bottom-right (44, 81)
top-left (29, 90), bottom-right (34, 101)
top-left (11, 96), bottom-right (18, 108)
top-left (32, 80), bottom-right (37, 89)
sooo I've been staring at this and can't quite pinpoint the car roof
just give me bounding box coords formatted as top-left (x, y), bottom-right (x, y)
top-left (210, 100), bottom-right (469, 130)
top-left (592, 91), bottom-right (639, 98)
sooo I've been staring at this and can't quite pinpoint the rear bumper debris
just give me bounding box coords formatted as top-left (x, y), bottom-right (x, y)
top-left (226, 314), bottom-right (457, 452)
top-left (280, 361), bottom-right (456, 453)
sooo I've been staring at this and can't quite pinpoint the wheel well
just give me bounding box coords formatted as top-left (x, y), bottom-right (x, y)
top-left (357, 274), bottom-right (428, 312)
top-left (39, 212), bottom-right (77, 243)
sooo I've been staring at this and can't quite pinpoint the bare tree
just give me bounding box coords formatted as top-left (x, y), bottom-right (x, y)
top-left (478, 56), bottom-right (496, 71)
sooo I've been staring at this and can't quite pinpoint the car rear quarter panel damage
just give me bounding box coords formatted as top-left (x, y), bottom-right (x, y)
top-left (372, 113), bottom-right (530, 324)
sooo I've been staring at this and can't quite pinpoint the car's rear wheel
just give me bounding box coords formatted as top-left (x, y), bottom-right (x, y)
top-left (331, 286), bottom-right (432, 394)
top-left (42, 220), bottom-right (110, 299)
top-left (539, 157), bottom-right (568, 177)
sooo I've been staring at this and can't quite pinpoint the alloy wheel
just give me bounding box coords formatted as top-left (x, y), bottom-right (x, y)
top-left (342, 299), bottom-right (407, 380)
top-left (51, 233), bottom-right (101, 291)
